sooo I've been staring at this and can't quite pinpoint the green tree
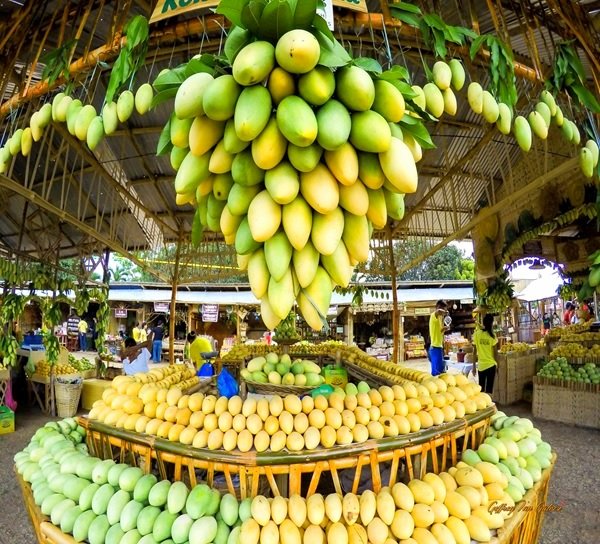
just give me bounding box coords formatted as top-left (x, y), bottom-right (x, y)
top-left (362, 241), bottom-right (474, 281)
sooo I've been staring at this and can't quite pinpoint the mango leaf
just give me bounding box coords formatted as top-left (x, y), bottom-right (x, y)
top-left (259, 0), bottom-right (294, 41)
top-left (156, 117), bottom-right (172, 156)
top-left (150, 87), bottom-right (178, 109)
top-left (377, 65), bottom-right (410, 82)
top-left (216, 0), bottom-right (250, 28)
top-left (571, 83), bottom-right (600, 113)
top-left (184, 55), bottom-right (216, 78)
top-left (312, 13), bottom-right (334, 42)
top-left (469, 35), bottom-right (489, 60)
top-left (241, 0), bottom-right (266, 36)
top-left (399, 117), bottom-right (436, 149)
top-left (293, 0), bottom-right (317, 28)
top-left (152, 68), bottom-right (186, 92)
top-left (388, 79), bottom-right (417, 98)
top-left (353, 57), bottom-right (382, 74)
top-left (224, 26), bottom-right (252, 63)
top-left (316, 31), bottom-right (351, 68)
top-left (191, 210), bottom-right (204, 247)
top-left (388, 2), bottom-right (422, 27)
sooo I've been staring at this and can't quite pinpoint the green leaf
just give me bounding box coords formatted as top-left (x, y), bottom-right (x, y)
top-left (293, 0), bottom-right (317, 28)
top-left (353, 57), bottom-right (382, 73)
top-left (399, 118), bottom-right (436, 149)
top-left (152, 68), bottom-right (186, 91)
top-left (156, 117), bottom-right (173, 156)
top-left (312, 14), bottom-right (334, 42)
top-left (388, 2), bottom-right (422, 28)
top-left (259, 0), bottom-right (294, 41)
top-left (184, 56), bottom-right (216, 78)
top-left (241, 0), bottom-right (266, 36)
top-left (224, 26), bottom-right (252, 63)
top-left (377, 65), bottom-right (410, 83)
top-left (470, 35), bottom-right (488, 60)
top-left (216, 0), bottom-right (250, 28)
top-left (571, 83), bottom-right (600, 113)
top-left (150, 87), bottom-right (178, 109)
top-left (316, 31), bottom-right (351, 68)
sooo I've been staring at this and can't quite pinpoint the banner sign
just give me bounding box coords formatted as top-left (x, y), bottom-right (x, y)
top-left (114, 308), bottom-right (128, 318)
top-left (414, 308), bottom-right (432, 316)
top-left (202, 304), bottom-right (219, 322)
top-left (154, 302), bottom-right (169, 313)
top-left (150, 0), bottom-right (367, 24)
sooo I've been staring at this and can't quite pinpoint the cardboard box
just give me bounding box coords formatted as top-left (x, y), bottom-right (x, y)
top-left (81, 378), bottom-right (113, 410)
top-left (0, 406), bottom-right (15, 434)
top-left (323, 365), bottom-right (348, 388)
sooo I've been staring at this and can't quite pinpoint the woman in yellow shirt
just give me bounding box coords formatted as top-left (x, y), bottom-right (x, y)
top-left (473, 314), bottom-right (498, 394)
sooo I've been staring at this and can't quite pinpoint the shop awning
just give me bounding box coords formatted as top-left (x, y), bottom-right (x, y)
top-left (515, 274), bottom-right (563, 302)
top-left (108, 286), bottom-right (474, 308)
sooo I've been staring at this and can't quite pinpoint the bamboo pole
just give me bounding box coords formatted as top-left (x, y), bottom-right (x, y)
top-left (169, 231), bottom-right (183, 364)
top-left (386, 226), bottom-right (399, 365)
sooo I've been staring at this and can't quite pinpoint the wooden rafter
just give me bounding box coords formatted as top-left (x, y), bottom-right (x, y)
top-left (0, 173), bottom-right (170, 282)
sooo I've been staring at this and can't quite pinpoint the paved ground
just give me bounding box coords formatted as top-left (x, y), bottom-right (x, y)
top-left (1, 399), bottom-right (598, 543)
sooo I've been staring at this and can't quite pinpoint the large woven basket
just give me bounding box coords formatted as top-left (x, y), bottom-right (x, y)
top-left (54, 379), bottom-right (83, 417)
top-left (242, 378), bottom-right (314, 396)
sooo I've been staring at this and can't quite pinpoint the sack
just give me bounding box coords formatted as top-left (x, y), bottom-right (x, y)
top-left (217, 368), bottom-right (238, 398)
top-left (198, 362), bottom-right (214, 377)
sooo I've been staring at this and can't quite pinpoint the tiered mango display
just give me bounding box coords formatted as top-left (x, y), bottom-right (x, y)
top-left (88, 373), bottom-right (493, 453)
top-left (16, 412), bottom-right (553, 544)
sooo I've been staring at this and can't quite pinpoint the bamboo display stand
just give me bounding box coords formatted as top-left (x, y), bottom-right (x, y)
top-left (16, 453), bottom-right (557, 544)
top-left (79, 406), bottom-right (495, 499)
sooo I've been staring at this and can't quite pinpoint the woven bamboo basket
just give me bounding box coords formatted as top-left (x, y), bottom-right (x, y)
top-left (492, 453), bottom-right (557, 544)
top-left (532, 377), bottom-right (600, 428)
top-left (242, 378), bottom-right (315, 396)
top-left (0, 368), bottom-right (8, 406)
top-left (54, 379), bottom-right (82, 418)
top-left (79, 406), bottom-right (495, 499)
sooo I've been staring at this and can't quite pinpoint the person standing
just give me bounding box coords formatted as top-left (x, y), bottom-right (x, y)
top-left (78, 318), bottom-right (88, 351)
top-left (187, 332), bottom-right (214, 371)
top-left (473, 314), bottom-right (498, 394)
top-left (132, 322), bottom-right (141, 343)
top-left (151, 321), bottom-right (165, 362)
top-left (139, 321), bottom-right (148, 343)
top-left (428, 300), bottom-right (448, 376)
top-left (562, 302), bottom-right (574, 325)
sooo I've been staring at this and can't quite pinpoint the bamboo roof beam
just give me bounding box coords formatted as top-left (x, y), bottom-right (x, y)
top-left (393, 157), bottom-right (579, 276)
top-left (0, 173), bottom-right (170, 282)
top-left (0, 11), bottom-right (547, 118)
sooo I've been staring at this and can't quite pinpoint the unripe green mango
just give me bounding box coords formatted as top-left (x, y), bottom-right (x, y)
top-left (298, 66), bottom-right (335, 106)
top-left (276, 95), bottom-right (318, 147)
top-left (316, 99), bottom-right (351, 151)
top-left (423, 82), bottom-right (444, 118)
top-left (580, 147), bottom-right (594, 178)
top-left (288, 142), bottom-right (322, 172)
top-left (540, 90), bottom-right (557, 116)
top-left (38, 103), bottom-right (52, 128)
top-left (336, 65), bottom-right (375, 111)
top-left (86, 116), bottom-right (105, 151)
top-left (232, 41), bottom-right (275, 86)
top-left (513, 115), bottom-right (532, 151)
top-left (116, 90), bottom-right (134, 123)
top-left (235, 217), bottom-right (261, 255)
top-left (203, 75), bottom-right (242, 121)
top-left (449, 59), bottom-right (465, 91)
top-left (235, 85), bottom-right (272, 142)
top-left (585, 139), bottom-right (599, 167)
top-left (350, 110), bottom-right (392, 153)
top-left (102, 102), bottom-right (118, 135)
top-left (528, 111), bottom-right (548, 140)
top-left (174, 72), bottom-right (214, 119)
top-left (432, 61), bottom-right (452, 90)
top-left (496, 103), bottom-right (512, 135)
top-left (135, 83), bottom-right (154, 115)
top-left (467, 82), bottom-right (483, 114)
top-left (51, 92), bottom-right (66, 121)
top-left (372, 80), bottom-right (406, 123)
top-left (482, 91), bottom-right (499, 123)
top-left (66, 99), bottom-right (83, 135)
top-left (535, 101), bottom-right (551, 127)
top-left (75, 104), bottom-right (97, 141)
top-left (170, 146), bottom-right (188, 171)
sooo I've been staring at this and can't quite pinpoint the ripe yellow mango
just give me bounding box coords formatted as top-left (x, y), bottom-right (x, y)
top-left (372, 80), bottom-right (405, 122)
top-left (189, 116), bottom-right (225, 157)
top-left (298, 66), bottom-right (335, 105)
top-left (379, 137), bottom-right (418, 193)
top-left (275, 30), bottom-right (320, 74)
top-left (247, 248), bottom-right (270, 299)
top-left (336, 66), bottom-right (375, 111)
top-left (339, 179), bottom-right (369, 216)
top-left (293, 241), bottom-right (320, 288)
top-left (324, 143), bottom-right (359, 186)
top-left (311, 208), bottom-right (345, 256)
top-left (342, 212), bottom-right (370, 263)
top-left (300, 164), bottom-right (339, 213)
top-left (268, 67), bottom-right (296, 105)
top-left (175, 72), bottom-right (214, 119)
top-left (282, 194), bottom-right (312, 250)
top-left (252, 116), bottom-right (287, 170)
top-left (248, 190), bottom-right (281, 242)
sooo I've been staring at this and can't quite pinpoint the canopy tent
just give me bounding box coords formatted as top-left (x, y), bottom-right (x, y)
top-left (515, 273), bottom-right (564, 302)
